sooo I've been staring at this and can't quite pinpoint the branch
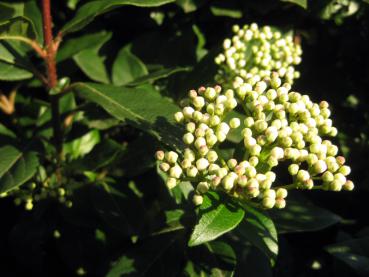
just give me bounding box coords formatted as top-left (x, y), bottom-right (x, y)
top-left (42, 0), bottom-right (63, 183)
top-left (0, 35), bottom-right (47, 58)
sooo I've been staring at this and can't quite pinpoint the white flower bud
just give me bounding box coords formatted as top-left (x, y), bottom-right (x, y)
top-left (193, 96), bottom-right (205, 109)
top-left (174, 112), bottom-right (184, 123)
top-left (276, 188), bottom-right (288, 199)
top-left (262, 197), bottom-right (276, 209)
top-left (205, 87), bottom-right (217, 100)
top-left (166, 178), bottom-right (177, 189)
top-left (160, 162), bottom-right (170, 172)
top-left (245, 166), bottom-right (257, 178)
top-left (271, 147), bottom-right (284, 160)
top-left (313, 160), bottom-right (327, 174)
top-left (297, 170), bottom-right (310, 182)
top-left (165, 151), bottom-right (178, 164)
top-left (170, 165), bottom-right (182, 178)
top-left (339, 165), bottom-right (351, 176)
top-left (288, 164), bottom-right (299, 175)
top-left (343, 180), bottom-right (354, 191)
top-left (223, 174), bottom-right (236, 190)
top-left (186, 122), bottom-right (196, 133)
top-left (184, 149), bottom-right (196, 162)
top-left (322, 171), bottom-right (334, 182)
top-left (230, 118), bottom-right (241, 128)
top-left (244, 136), bottom-right (257, 148)
top-left (193, 194), bottom-right (203, 206)
top-left (183, 133), bottom-right (194, 144)
top-left (207, 150), bottom-right (218, 163)
top-left (196, 158), bottom-right (209, 171)
top-left (155, 151), bottom-right (165, 161)
top-left (187, 166), bottom-right (198, 177)
top-left (197, 182), bottom-right (209, 194)
top-left (183, 107), bottom-right (194, 118)
top-left (194, 137), bottom-right (206, 149)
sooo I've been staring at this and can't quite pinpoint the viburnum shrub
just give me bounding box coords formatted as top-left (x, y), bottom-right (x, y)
top-left (0, 1), bottom-right (362, 275)
top-left (157, 23), bottom-right (353, 209)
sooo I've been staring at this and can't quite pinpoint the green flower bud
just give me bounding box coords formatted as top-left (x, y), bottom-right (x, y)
top-left (181, 159), bottom-right (192, 169)
top-left (166, 151), bottom-right (179, 164)
top-left (276, 188), bottom-right (288, 198)
top-left (174, 112), bottom-right (184, 123)
top-left (187, 166), bottom-right (199, 177)
top-left (193, 194), bottom-right (204, 206)
top-left (227, 159), bottom-right (238, 169)
top-left (205, 87), bottom-right (217, 100)
top-left (254, 120), bottom-right (268, 133)
top-left (223, 174), bottom-right (236, 190)
top-left (322, 171), bottom-right (334, 182)
top-left (339, 165), bottom-right (351, 176)
top-left (197, 182), bottom-right (210, 194)
top-left (262, 197), bottom-right (276, 209)
top-left (237, 175), bottom-right (248, 187)
top-left (184, 149), bottom-right (196, 162)
top-left (183, 133), bottom-right (195, 144)
top-left (166, 178), bottom-right (177, 189)
top-left (206, 150), bottom-right (218, 163)
top-left (244, 117), bottom-right (255, 128)
top-left (230, 118), bottom-right (241, 128)
top-left (186, 122), bottom-right (196, 133)
top-left (267, 156), bottom-right (279, 167)
top-left (288, 164), bottom-right (299, 175)
top-left (245, 166), bottom-right (257, 178)
top-left (297, 170), bottom-right (310, 182)
top-left (275, 198), bottom-right (286, 209)
top-left (343, 180), bottom-right (354, 191)
top-left (249, 156), bottom-right (259, 167)
top-left (329, 180), bottom-right (342, 191)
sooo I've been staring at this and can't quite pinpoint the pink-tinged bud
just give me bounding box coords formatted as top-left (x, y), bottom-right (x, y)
top-left (343, 180), bottom-right (354, 191)
top-left (275, 198), bottom-right (286, 209)
top-left (188, 89), bottom-right (197, 98)
top-left (155, 150), bottom-right (165, 161)
top-left (211, 176), bottom-right (222, 188)
top-left (159, 163), bottom-right (170, 172)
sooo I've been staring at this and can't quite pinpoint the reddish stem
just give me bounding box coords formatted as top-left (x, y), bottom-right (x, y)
top-left (42, 0), bottom-right (63, 182)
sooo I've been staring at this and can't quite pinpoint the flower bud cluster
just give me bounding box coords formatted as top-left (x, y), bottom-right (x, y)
top-left (0, 180), bottom-right (73, 210)
top-left (156, 74), bottom-right (353, 209)
top-left (215, 23), bottom-right (302, 84)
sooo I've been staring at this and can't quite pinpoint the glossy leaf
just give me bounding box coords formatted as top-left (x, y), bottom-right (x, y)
top-left (63, 129), bottom-right (101, 160)
top-left (57, 31), bottom-right (111, 63)
top-left (281, 0), bottom-right (307, 9)
top-left (236, 204), bottom-right (278, 265)
top-left (73, 82), bottom-right (184, 150)
top-left (0, 61), bottom-right (32, 80)
top-left (188, 191), bottom-right (245, 247)
top-left (269, 192), bottom-right (341, 233)
top-left (61, 0), bottom-right (176, 34)
top-left (0, 145), bottom-right (39, 194)
top-left (126, 66), bottom-right (191, 87)
top-left (112, 46), bottom-right (148, 86)
top-left (73, 33), bottom-right (112, 84)
top-left (210, 6), bottom-right (243, 18)
top-left (106, 232), bottom-right (181, 277)
top-left (326, 237), bottom-right (369, 276)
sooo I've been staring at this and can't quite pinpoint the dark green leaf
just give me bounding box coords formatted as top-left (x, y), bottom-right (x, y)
top-left (210, 6), bottom-right (243, 18)
top-left (206, 241), bottom-right (237, 276)
top-left (61, 0), bottom-right (176, 34)
top-left (0, 60), bottom-right (32, 80)
top-left (0, 145), bottom-right (39, 194)
top-left (73, 82), bottom-right (184, 150)
top-left (236, 204), bottom-right (278, 265)
top-left (112, 46), bottom-right (148, 86)
top-left (57, 31), bottom-right (111, 63)
top-left (63, 129), bottom-right (101, 160)
top-left (326, 237), bottom-right (369, 277)
top-left (269, 192), bottom-right (341, 233)
top-left (90, 183), bottom-right (135, 235)
top-left (126, 67), bottom-right (191, 87)
top-left (73, 33), bottom-right (112, 83)
top-left (281, 0), bottom-right (307, 9)
top-left (106, 232), bottom-right (182, 277)
top-left (188, 191), bottom-right (245, 247)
